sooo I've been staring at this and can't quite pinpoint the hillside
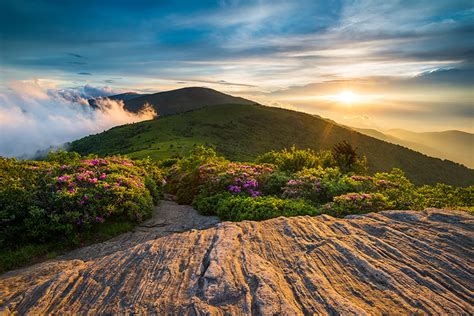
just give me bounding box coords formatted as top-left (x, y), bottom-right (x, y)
top-left (121, 87), bottom-right (256, 115)
top-left (1, 203), bottom-right (472, 314)
top-left (356, 128), bottom-right (474, 168)
top-left (69, 104), bottom-right (474, 186)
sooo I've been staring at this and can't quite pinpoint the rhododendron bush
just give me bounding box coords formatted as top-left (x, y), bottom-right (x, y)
top-left (0, 153), bottom-right (164, 249)
top-left (325, 193), bottom-right (389, 217)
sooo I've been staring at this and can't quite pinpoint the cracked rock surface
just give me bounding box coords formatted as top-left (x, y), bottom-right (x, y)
top-left (0, 201), bottom-right (473, 315)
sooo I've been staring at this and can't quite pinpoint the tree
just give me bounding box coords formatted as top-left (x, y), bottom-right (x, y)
top-left (332, 141), bottom-right (358, 173)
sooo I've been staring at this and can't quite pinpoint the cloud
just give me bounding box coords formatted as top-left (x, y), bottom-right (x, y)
top-left (68, 53), bottom-right (85, 58)
top-left (178, 78), bottom-right (256, 87)
top-left (0, 81), bottom-right (156, 157)
top-left (1, 0), bottom-right (472, 89)
top-left (77, 72), bottom-right (92, 76)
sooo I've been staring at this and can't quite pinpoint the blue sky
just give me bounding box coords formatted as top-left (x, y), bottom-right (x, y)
top-left (1, 0), bottom-right (473, 132)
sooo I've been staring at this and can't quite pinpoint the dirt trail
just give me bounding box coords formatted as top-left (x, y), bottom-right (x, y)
top-left (61, 198), bottom-right (220, 261)
top-left (0, 204), bottom-right (473, 314)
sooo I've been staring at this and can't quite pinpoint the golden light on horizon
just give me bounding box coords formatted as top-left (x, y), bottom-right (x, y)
top-left (335, 90), bottom-right (358, 105)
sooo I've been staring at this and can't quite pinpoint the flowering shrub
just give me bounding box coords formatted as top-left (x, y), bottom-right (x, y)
top-left (167, 146), bottom-right (227, 204)
top-left (282, 175), bottom-right (322, 200)
top-left (168, 147), bottom-right (274, 203)
top-left (372, 169), bottom-right (416, 209)
top-left (0, 155), bottom-right (164, 249)
top-left (215, 162), bottom-right (272, 197)
top-left (346, 175), bottom-right (377, 192)
top-left (326, 193), bottom-right (389, 217)
top-left (282, 167), bottom-right (353, 205)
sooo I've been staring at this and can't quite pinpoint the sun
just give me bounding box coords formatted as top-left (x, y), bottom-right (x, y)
top-left (336, 90), bottom-right (357, 105)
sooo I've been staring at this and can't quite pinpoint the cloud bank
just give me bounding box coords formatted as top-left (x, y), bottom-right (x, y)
top-left (0, 81), bottom-right (156, 157)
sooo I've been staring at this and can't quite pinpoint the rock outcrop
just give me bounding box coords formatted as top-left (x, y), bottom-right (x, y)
top-left (1, 202), bottom-right (473, 314)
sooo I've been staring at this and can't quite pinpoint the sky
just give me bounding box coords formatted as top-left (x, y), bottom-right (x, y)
top-left (0, 0), bottom-right (473, 156)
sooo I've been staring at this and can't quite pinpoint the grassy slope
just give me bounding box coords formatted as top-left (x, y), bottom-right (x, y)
top-left (70, 104), bottom-right (474, 186)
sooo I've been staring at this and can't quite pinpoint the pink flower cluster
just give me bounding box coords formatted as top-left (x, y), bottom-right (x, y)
top-left (82, 158), bottom-right (109, 167)
top-left (224, 163), bottom-right (267, 197)
top-left (198, 162), bottom-right (271, 198)
top-left (282, 177), bottom-right (321, 199)
top-left (57, 175), bottom-right (71, 183)
top-left (350, 175), bottom-right (373, 181)
top-left (340, 193), bottom-right (372, 200)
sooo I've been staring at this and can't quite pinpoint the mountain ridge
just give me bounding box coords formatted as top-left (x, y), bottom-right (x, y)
top-left (355, 127), bottom-right (473, 168)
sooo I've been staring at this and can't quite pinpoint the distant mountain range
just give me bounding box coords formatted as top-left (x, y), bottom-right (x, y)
top-left (71, 87), bottom-right (474, 186)
top-left (355, 128), bottom-right (473, 168)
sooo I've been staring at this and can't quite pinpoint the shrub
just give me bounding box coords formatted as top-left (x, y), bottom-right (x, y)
top-left (260, 171), bottom-right (291, 196)
top-left (282, 167), bottom-right (354, 205)
top-left (372, 168), bottom-right (416, 209)
top-left (0, 155), bottom-right (164, 249)
top-left (326, 193), bottom-right (389, 217)
top-left (167, 146), bottom-right (227, 204)
top-left (193, 192), bottom-right (231, 216)
top-left (194, 193), bottom-right (320, 221)
top-left (256, 145), bottom-right (367, 175)
top-left (211, 162), bottom-right (273, 198)
top-left (256, 146), bottom-right (324, 173)
top-left (46, 150), bottom-right (82, 165)
top-left (168, 146), bottom-right (275, 204)
top-left (414, 184), bottom-right (473, 210)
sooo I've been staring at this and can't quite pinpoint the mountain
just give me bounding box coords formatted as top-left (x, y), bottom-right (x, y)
top-left (2, 204), bottom-right (472, 314)
top-left (121, 87), bottom-right (256, 115)
top-left (69, 102), bottom-right (474, 186)
top-left (88, 92), bottom-right (146, 108)
top-left (355, 128), bottom-right (474, 168)
top-left (109, 92), bottom-right (147, 101)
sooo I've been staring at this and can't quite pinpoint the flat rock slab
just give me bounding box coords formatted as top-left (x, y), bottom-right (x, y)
top-left (0, 205), bottom-right (473, 314)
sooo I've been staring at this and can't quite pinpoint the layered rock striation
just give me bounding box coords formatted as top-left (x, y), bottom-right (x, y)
top-left (1, 202), bottom-right (472, 314)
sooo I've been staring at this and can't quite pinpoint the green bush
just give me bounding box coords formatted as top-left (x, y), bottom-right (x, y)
top-left (260, 171), bottom-right (291, 195)
top-left (256, 146), bottom-right (324, 173)
top-left (193, 192), bottom-right (230, 216)
top-left (414, 184), bottom-right (473, 209)
top-left (194, 193), bottom-right (320, 221)
top-left (256, 144), bottom-right (367, 174)
top-left (326, 193), bottom-right (389, 217)
top-left (372, 168), bottom-right (416, 209)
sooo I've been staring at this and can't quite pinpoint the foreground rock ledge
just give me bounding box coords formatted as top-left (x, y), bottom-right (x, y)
top-left (1, 207), bottom-right (473, 314)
